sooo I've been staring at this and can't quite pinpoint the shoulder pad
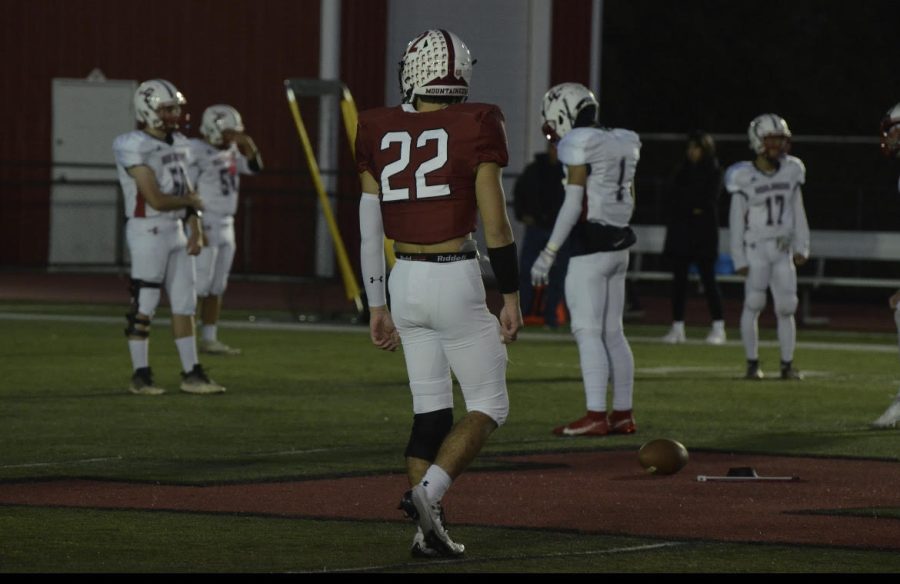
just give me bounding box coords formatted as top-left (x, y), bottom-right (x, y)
top-left (358, 105), bottom-right (403, 125)
top-left (113, 131), bottom-right (158, 166)
top-left (447, 102), bottom-right (504, 119)
top-left (609, 127), bottom-right (641, 147)
top-left (783, 155), bottom-right (806, 180)
top-left (724, 161), bottom-right (754, 193)
top-left (557, 128), bottom-right (597, 166)
top-left (170, 132), bottom-right (191, 147)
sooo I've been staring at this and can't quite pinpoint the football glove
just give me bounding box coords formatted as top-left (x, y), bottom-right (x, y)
top-left (530, 247), bottom-right (557, 287)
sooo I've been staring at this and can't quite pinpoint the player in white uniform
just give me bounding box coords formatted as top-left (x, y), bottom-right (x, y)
top-left (726, 114), bottom-right (810, 381)
top-left (872, 102), bottom-right (900, 428)
top-left (113, 79), bottom-right (225, 396)
top-left (187, 105), bottom-right (263, 356)
top-left (531, 83), bottom-right (640, 437)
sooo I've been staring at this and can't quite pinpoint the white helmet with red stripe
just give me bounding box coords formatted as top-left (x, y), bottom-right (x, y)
top-left (399, 29), bottom-right (473, 104)
top-left (134, 79), bottom-right (186, 130)
top-left (880, 102), bottom-right (900, 158)
top-left (200, 104), bottom-right (244, 147)
top-left (541, 82), bottom-right (599, 143)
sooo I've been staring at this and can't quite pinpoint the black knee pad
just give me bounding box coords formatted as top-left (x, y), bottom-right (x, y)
top-left (404, 408), bottom-right (453, 462)
top-left (124, 312), bottom-right (152, 337)
top-left (124, 279), bottom-right (160, 337)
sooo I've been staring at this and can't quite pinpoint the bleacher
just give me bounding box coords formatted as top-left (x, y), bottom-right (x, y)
top-left (629, 225), bottom-right (900, 324)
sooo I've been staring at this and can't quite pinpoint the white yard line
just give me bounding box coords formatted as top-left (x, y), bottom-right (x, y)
top-left (1, 312), bottom-right (896, 353)
top-left (0, 456), bottom-right (122, 469)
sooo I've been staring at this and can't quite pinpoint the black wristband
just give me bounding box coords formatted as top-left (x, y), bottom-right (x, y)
top-left (488, 242), bottom-right (520, 294)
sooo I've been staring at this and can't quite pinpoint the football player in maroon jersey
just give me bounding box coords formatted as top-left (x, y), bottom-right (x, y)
top-left (356, 29), bottom-right (522, 557)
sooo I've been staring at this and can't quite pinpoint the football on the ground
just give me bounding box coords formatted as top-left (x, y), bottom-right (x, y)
top-left (638, 438), bottom-right (689, 475)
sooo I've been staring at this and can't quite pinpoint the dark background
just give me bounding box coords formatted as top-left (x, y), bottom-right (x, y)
top-left (602, 0), bottom-right (899, 134)
top-left (2, 0), bottom-right (899, 279)
top-left (602, 0), bottom-right (900, 233)
top-left (598, 0), bottom-right (900, 287)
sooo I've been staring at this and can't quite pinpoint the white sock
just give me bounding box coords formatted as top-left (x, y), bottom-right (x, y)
top-left (201, 324), bottom-right (217, 342)
top-left (128, 340), bottom-right (149, 370)
top-left (175, 336), bottom-right (198, 373)
top-left (740, 308), bottom-right (759, 360)
top-left (420, 465), bottom-right (453, 503)
top-left (894, 307), bottom-right (900, 361)
top-left (672, 321), bottom-right (685, 333)
top-left (776, 314), bottom-right (796, 362)
top-left (712, 320), bottom-right (725, 332)
top-left (605, 328), bottom-right (635, 411)
top-left (574, 329), bottom-right (610, 412)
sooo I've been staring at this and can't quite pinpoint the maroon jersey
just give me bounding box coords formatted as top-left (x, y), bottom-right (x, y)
top-left (356, 102), bottom-right (509, 244)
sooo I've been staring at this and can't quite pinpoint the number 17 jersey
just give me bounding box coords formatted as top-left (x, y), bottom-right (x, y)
top-left (725, 155), bottom-right (807, 244)
top-left (355, 102), bottom-right (509, 244)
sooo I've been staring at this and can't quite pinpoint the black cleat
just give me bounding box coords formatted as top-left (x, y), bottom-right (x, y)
top-left (129, 367), bottom-right (164, 395)
top-left (745, 361), bottom-right (764, 380)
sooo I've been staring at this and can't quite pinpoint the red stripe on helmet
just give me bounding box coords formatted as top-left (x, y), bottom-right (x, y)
top-left (439, 30), bottom-right (455, 80)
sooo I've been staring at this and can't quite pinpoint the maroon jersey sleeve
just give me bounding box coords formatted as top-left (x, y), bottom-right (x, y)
top-left (474, 105), bottom-right (509, 168)
top-left (355, 109), bottom-right (383, 176)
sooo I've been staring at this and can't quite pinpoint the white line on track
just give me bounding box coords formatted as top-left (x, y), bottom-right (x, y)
top-left (321, 541), bottom-right (687, 572)
top-left (0, 456), bottom-right (122, 469)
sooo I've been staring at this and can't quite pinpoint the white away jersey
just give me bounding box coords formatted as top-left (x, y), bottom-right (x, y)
top-left (726, 155), bottom-right (810, 269)
top-left (557, 127), bottom-right (641, 228)
top-left (113, 131), bottom-right (192, 219)
top-left (186, 139), bottom-right (256, 217)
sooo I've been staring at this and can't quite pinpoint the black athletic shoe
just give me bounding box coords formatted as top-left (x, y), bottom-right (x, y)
top-left (129, 367), bottom-right (164, 395)
top-left (745, 361), bottom-right (764, 380)
top-left (180, 364), bottom-right (226, 394)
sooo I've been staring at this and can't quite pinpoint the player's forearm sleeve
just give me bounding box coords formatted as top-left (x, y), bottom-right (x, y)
top-left (359, 193), bottom-right (387, 307)
top-left (729, 193), bottom-right (748, 270)
top-left (546, 183), bottom-right (584, 252)
top-left (792, 189), bottom-right (810, 258)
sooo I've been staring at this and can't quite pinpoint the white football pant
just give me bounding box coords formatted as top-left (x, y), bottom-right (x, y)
top-left (565, 249), bottom-right (634, 412)
top-left (195, 213), bottom-right (236, 297)
top-left (740, 238), bottom-right (798, 362)
top-left (127, 217), bottom-right (197, 316)
top-left (389, 259), bottom-right (510, 426)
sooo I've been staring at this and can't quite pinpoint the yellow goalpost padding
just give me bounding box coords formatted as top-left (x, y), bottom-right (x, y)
top-left (285, 79), bottom-right (396, 313)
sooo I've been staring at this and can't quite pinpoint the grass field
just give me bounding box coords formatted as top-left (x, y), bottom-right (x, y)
top-left (1, 301), bottom-right (899, 573)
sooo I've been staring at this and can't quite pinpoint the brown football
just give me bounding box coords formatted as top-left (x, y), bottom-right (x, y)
top-left (638, 438), bottom-right (689, 475)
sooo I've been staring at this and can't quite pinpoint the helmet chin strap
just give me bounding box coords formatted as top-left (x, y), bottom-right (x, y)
top-left (755, 152), bottom-right (782, 173)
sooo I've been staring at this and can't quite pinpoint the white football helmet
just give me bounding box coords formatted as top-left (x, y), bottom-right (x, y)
top-left (134, 79), bottom-right (187, 130)
top-left (200, 105), bottom-right (245, 147)
top-left (748, 113), bottom-right (792, 156)
top-left (880, 102), bottom-right (900, 158)
top-left (398, 29), bottom-right (473, 104)
top-left (541, 83), bottom-right (599, 143)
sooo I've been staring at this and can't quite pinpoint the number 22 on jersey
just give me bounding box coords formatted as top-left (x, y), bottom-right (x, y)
top-left (380, 129), bottom-right (450, 202)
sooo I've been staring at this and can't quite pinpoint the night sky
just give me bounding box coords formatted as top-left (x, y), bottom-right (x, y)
top-left (600, 1), bottom-right (900, 233)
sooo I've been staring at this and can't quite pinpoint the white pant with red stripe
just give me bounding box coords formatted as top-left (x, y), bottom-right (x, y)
top-left (126, 216), bottom-right (196, 316)
top-left (195, 213), bottom-right (236, 297)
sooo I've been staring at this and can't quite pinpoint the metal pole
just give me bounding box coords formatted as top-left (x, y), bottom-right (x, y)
top-left (315, 0), bottom-right (341, 278)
